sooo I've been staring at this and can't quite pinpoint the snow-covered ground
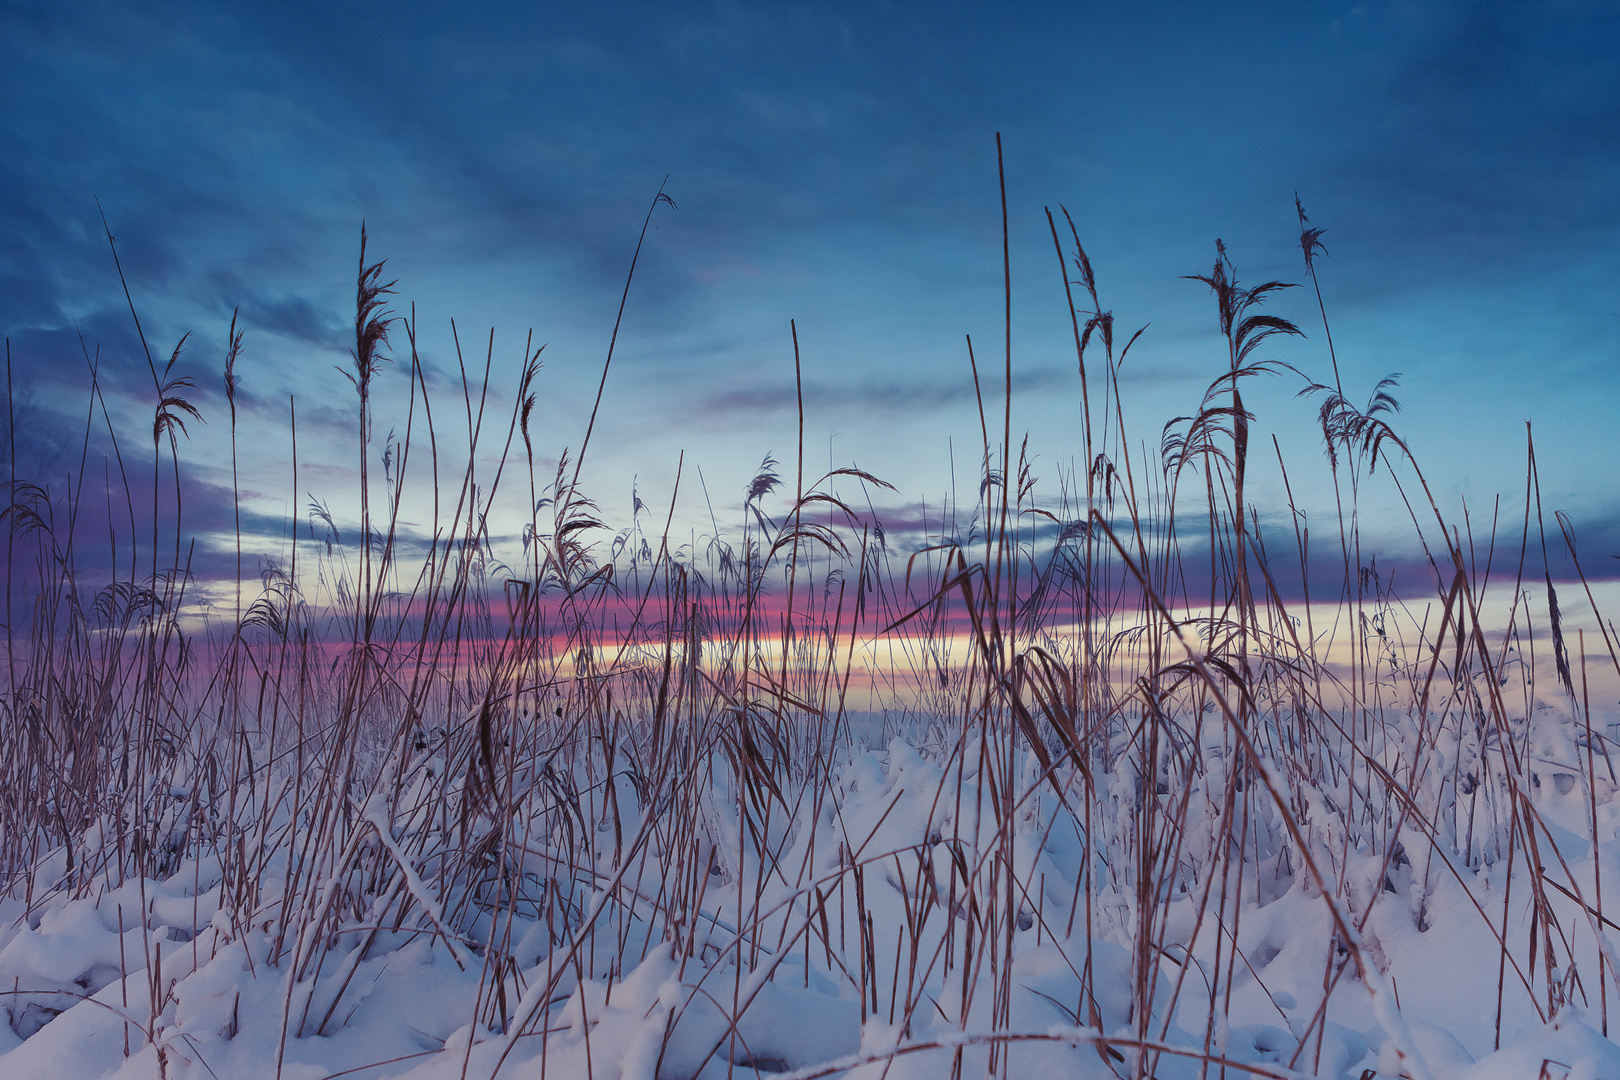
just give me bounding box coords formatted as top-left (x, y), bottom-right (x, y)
top-left (4, 704), bottom-right (1619, 1080)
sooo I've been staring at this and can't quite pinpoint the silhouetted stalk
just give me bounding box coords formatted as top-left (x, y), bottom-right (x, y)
top-left (4, 186), bottom-right (1611, 1080)
top-left (347, 224), bottom-right (397, 649)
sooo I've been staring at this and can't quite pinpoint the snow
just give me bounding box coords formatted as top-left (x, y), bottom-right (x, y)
top-left (4, 718), bottom-right (1619, 1080)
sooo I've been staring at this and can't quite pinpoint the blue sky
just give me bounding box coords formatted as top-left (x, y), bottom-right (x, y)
top-left (2, 0), bottom-right (1617, 590)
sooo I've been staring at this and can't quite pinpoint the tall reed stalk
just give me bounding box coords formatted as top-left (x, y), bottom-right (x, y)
top-left (0, 172), bottom-right (1614, 1080)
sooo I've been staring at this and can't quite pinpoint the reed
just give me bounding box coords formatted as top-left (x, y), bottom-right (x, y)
top-left (0, 169), bottom-right (1614, 1080)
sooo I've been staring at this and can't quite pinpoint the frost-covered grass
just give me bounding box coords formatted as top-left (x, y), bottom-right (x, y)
top-left (3, 192), bottom-right (1619, 1080)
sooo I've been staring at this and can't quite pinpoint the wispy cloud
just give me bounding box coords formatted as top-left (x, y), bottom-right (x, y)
top-left (695, 366), bottom-right (1072, 420)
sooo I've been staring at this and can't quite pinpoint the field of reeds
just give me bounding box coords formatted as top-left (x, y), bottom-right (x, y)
top-left (2, 165), bottom-right (1618, 1080)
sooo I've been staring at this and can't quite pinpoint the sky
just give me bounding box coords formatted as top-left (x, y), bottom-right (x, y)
top-left (2, 0), bottom-right (1618, 611)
